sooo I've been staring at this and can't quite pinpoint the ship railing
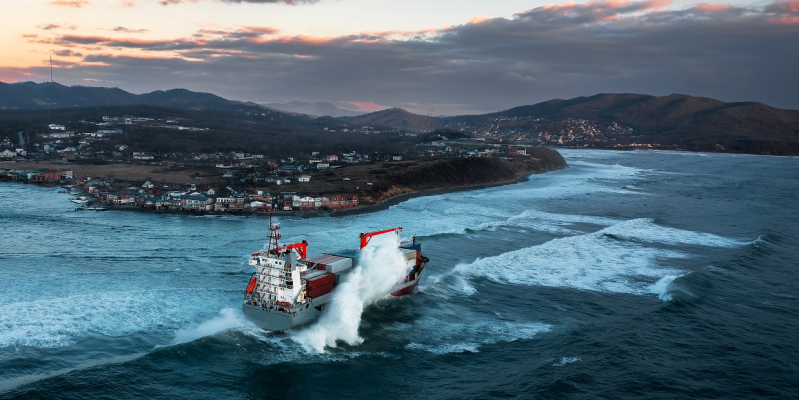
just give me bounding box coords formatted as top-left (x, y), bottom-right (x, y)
top-left (254, 278), bottom-right (294, 291)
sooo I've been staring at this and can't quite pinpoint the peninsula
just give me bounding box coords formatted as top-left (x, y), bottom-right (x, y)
top-left (0, 148), bottom-right (566, 215)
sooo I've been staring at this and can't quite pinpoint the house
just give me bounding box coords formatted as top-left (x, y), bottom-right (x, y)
top-left (214, 196), bottom-right (246, 211)
top-left (298, 175), bottom-right (311, 182)
top-left (0, 149), bottom-right (15, 158)
top-left (316, 163), bottom-right (330, 170)
top-left (31, 170), bottom-right (61, 182)
top-left (391, 155), bottom-right (403, 161)
top-left (132, 152), bottom-right (154, 160)
top-left (326, 154), bottom-right (339, 162)
top-left (323, 194), bottom-right (358, 210)
top-left (182, 195), bottom-right (214, 211)
top-left (250, 200), bottom-right (271, 211)
top-left (103, 190), bottom-right (138, 205)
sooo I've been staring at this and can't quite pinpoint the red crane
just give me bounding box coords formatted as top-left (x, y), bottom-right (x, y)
top-left (359, 227), bottom-right (402, 249)
top-left (277, 241), bottom-right (308, 260)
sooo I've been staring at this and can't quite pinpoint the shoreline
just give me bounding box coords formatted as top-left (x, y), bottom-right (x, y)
top-left (324, 171), bottom-right (538, 218)
top-left (65, 169), bottom-right (549, 219)
top-left (23, 166), bottom-right (560, 219)
top-left (3, 153), bottom-right (567, 219)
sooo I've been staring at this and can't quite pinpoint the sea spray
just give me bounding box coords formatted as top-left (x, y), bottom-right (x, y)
top-left (172, 308), bottom-right (244, 344)
top-left (649, 275), bottom-right (678, 301)
top-left (292, 234), bottom-right (408, 352)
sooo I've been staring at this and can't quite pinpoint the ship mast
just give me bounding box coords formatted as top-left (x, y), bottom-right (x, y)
top-left (268, 215), bottom-right (281, 253)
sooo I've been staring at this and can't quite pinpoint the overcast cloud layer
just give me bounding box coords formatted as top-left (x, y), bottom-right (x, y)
top-left (7, 0), bottom-right (799, 114)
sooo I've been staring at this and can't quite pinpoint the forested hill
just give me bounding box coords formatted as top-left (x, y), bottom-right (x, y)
top-left (0, 81), bottom-right (250, 111)
top-left (441, 93), bottom-right (798, 155)
top-left (363, 148), bottom-right (567, 204)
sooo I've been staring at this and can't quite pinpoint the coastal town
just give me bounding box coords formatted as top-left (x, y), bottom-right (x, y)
top-left (447, 116), bottom-right (654, 148)
top-left (0, 165), bottom-right (361, 214)
top-left (0, 112), bottom-right (549, 214)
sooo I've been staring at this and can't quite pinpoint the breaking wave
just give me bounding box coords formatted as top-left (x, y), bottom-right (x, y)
top-left (291, 234), bottom-right (409, 353)
top-left (172, 308), bottom-right (245, 345)
top-left (458, 218), bottom-right (743, 295)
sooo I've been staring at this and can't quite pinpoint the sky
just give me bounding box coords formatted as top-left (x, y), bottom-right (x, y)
top-left (1, 0), bottom-right (797, 115)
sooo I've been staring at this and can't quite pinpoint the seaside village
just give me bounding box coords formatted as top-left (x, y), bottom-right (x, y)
top-left (0, 166), bottom-right (358, 213)
top-left (0, 115), bottom-right (545, 213)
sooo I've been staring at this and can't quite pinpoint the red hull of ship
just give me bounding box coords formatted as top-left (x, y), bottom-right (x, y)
top-left (390, 279), bottom-right (419, 296)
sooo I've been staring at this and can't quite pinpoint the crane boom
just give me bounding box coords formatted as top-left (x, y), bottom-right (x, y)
top-left (359, 227), bottom-right (402, 249)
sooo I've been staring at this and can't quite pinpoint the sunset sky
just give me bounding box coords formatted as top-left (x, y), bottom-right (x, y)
top-left (1, 0), bottom-right (797, 115)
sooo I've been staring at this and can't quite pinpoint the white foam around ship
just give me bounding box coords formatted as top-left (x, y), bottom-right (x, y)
top-left (291, 234), bottom-right (408, 353)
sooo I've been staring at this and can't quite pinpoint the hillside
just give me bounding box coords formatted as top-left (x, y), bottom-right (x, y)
top-left (263, 101), bottom-right (364, 117)
top-left (0, 81), bottom-right (250, 111)
top-left (362, 149), bottom-right (567, 204)
top-left (338, 108), bottom-right (443, 132)
top-left (481, 93), bottom-right (798, 139)
top-left (443, 93), bottom-right (798, 155)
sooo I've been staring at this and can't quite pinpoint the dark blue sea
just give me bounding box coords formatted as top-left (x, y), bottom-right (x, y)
top-left (0, 150), bottom-right (797, 399)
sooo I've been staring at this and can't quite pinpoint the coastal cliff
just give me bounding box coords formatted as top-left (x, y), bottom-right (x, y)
top-left (362, 148), bottom-right (566, 204)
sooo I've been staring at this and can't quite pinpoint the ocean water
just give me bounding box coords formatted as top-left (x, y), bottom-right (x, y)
top-left (0, 150), bottom-right (796, 399)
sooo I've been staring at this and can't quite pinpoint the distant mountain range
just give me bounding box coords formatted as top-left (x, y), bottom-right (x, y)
top-left (262, 101), bottom-right (364, 117)
top-left (0, 81), bottom-right (251, 111)
top-left (339, 108), bottom-right (443, 131)
top-left (0, 81), bottom-right (796, 155)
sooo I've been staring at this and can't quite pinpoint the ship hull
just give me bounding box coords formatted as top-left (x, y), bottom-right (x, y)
top-left (242, 292), bottom-right (333, 331)
top-left (391, 257), bottom-right (427, 296)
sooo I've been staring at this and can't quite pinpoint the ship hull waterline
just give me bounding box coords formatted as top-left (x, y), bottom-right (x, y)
top-left (244, 259), bottom-right (427, 331)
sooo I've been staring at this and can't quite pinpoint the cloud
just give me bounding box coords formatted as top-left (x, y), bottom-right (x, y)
top-left (53, 49), bottom-right (83, 57)
top-left (22, 0), bottom-right (799, 113)
top-left (39, 24), bottom-right (77, 31)
top-left (220, 0), bottom-right (320, 3)
top-left (159, 0), bottom-right (319, 5)
top-left (197, 26), bottom-right (280, 39)
top-left (113, 26), bottom-right (151, 33)
top-left (49, 0), bottom-right (90, 7)
top-left (764, 0), bottom-right (799, 23)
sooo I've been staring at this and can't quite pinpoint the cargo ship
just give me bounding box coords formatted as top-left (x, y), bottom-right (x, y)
top-left (242, 219), bottom-right (428, 331)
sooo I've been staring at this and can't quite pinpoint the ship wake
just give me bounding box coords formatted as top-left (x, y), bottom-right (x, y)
top-left (291, 234), bottom-right (408, 353)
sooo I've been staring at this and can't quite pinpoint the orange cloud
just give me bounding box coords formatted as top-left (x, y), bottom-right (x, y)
top-left (49, 0), bottom-right (90, 7)
top-left (271, 34), bottom-right (337, 45)
top-left (0, 69), bottom-right (45, 82)
top-left (242, 26), bottom-right (280, 35)
top-left (695, 3), bottom-right (731, 12)
top-left (542, 1), bottom-right (578, 11)
top-left (640, 0), bottom-right (672, 9)
top-left (470, 16), bottom-right (493, 24)
top-left (540, 0), bottom-right (672, 13)
top-left (608, 0), bottom-right (631, 7)
top-left (770, 14), bottom-right (799, 23)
